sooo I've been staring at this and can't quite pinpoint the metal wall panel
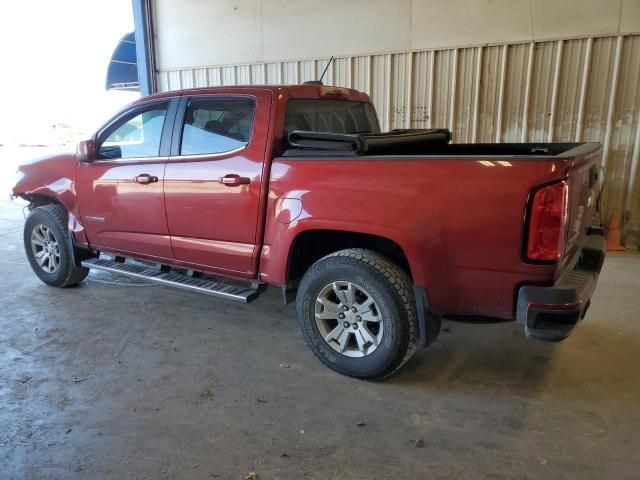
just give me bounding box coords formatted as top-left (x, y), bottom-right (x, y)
top-left (157, 34), bottom-right (640, 246)
top-left (477, 45), bottom-right (506, 142)
top-left (410, 51), bottom-right (433, 129)
top-left (500, 43), bottom-right (531, 142)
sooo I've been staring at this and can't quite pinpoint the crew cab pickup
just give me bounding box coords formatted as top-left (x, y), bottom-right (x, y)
top-left (12, 84), bottom-right (606, 379)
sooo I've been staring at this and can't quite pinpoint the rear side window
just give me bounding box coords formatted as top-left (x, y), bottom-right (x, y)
top-left (180, 97), bottom-right (255, 155)
top-left (284, 99), bottom-right (380, 135)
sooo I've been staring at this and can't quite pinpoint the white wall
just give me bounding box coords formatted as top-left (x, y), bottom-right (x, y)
top-left (153, 0), bottom-right (640, 70)
top-left (151, 0), bottom-right (640, 246)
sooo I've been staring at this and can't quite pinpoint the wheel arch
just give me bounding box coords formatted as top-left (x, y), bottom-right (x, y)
top-left (19, 192), bottom-right (89, 247)
top-left (20, 192), bottom-right (65, 209)
top-left (285, 228), bottom-right (414, 286)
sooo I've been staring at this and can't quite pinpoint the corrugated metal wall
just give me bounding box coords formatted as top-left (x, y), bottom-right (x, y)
top-left (157, 34), bottom-right (640, 246)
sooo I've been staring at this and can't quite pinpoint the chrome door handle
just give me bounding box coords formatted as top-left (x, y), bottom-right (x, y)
top-left (135, 174), bottom-right (158, 184)
top-left (218, 174), bottom-right (250, 187)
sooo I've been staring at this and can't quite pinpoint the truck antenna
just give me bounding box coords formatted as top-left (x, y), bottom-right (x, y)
top-left (303, 56), bottom-right (334, 86)
top-left (319, 56), bottom-right (334, 84)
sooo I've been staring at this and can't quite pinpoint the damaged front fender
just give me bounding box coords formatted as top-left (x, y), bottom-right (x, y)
top-left (11, 151), bottom-right (88, 244)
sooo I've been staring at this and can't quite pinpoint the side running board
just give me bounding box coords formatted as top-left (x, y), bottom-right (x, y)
top-left (81, 257), bottom-right (259, 303)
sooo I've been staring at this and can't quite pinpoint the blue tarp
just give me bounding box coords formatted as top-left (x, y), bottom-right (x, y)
top-left (106, 32), bottom-right (139, 91)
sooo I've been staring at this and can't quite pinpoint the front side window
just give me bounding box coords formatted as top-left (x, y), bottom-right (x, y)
top-left (180, 97), bottom-right (255, 156)
top-left (99, 106), bottom-right (167, 159)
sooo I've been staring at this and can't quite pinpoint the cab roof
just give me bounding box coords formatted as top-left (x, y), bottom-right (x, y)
top-left (131, 84), bottom-right (371, 105)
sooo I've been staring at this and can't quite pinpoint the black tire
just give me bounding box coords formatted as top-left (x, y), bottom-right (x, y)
top-left (296, 248), bottom-right (418, 380)
top-left (23, 204), bottom-right (89, 287)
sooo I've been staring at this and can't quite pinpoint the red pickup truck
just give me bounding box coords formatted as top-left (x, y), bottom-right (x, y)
top-left (12, 84), bottom-right (606, 379)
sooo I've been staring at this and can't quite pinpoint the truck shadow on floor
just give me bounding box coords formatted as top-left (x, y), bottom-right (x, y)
top-left (388, 319), bottom-right (639, 404)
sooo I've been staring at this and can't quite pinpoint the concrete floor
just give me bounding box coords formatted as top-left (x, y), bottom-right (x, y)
top-left (1, 152), bottom-right (640, 479)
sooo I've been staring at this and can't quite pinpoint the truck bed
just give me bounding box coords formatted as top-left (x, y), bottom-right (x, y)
top-left (263, 139), bottom-right (602, 320)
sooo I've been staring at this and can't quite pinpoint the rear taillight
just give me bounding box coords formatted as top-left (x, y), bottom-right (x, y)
top-left (526, 181), bottom-right (569, 262)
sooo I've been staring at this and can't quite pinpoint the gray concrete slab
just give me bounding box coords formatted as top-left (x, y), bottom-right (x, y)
top-left (1, 151), bottom-right (639, 479)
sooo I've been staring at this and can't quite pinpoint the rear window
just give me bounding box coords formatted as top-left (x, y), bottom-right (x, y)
top-left (284, 99), bottom-right (379, 135)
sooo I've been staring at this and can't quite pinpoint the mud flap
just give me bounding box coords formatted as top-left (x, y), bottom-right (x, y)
top-left (414, 286), bottom-right (441, 347)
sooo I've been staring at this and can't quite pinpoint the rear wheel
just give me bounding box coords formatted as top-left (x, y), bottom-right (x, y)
top-left (24, 204), bottom-right (89, 287)
top-left (296, 248), bottom-right (418, 380)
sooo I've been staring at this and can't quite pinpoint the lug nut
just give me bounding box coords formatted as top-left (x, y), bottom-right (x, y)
top-left (352, 323), bottom-right (359, 329)
top-left (339, 313), bottom-right (345, 319)
top-left (343, 321), bottom-right (350, 328)
top-left (352, 307), bottom-right (357, 313)
top-left (356, 316), bottom-right (362, 322)
top-left (343, 305), bottom-right (349, 311)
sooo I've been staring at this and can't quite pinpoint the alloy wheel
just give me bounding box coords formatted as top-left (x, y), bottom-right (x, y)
top-left (30, 224), bottom-right (61, 273)
top-left (314, 281), bottom-right (384, 358)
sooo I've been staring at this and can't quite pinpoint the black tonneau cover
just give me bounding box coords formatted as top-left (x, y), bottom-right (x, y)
top-left (286, 129), bottom-right (451, 155)
top-left (283, 128), bottom-right (586, 158)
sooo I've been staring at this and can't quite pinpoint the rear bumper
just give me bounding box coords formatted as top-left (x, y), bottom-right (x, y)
top-left (516, 231), bottom-right (605, 341)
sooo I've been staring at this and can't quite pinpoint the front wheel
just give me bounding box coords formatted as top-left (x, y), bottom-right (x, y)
top-left (24, 204), bottom-right (89, 287)
top-left (296, 249), bottom-right (418, 380)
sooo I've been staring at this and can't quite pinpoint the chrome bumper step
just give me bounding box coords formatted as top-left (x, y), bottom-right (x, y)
top-left (81, 257), bottom-right (259, 303)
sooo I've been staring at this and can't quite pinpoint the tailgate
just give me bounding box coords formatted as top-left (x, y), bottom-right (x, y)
top-left (560, 145), bottom-right (602, 274)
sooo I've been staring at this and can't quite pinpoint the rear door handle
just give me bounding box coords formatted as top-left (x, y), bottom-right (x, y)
top-left (135, 174), bottom-right (158, 184)
top-left (218, 174), bottom-right (250, 187)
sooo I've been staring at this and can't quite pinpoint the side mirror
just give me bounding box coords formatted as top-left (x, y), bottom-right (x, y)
top-left (76, 139), bottom-right (97, 163)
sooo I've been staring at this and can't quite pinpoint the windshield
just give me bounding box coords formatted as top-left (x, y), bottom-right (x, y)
top-left (284, 99), bottom-right (380, 136)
